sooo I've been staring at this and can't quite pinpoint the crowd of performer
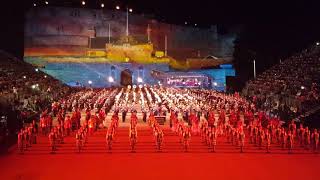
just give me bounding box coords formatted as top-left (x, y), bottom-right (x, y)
top-left (17, 120), bottom-right (37, 153)
top-left (16, 85), bottom-right (320, 154)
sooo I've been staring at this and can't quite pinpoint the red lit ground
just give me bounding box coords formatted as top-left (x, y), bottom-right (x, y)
top-left (1, 126), bottom-right (319, 180)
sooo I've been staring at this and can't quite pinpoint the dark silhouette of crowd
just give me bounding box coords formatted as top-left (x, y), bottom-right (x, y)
top-left (243, 44), bottom-right (320, 121)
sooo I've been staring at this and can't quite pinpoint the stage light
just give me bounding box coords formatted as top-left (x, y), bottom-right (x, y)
top-left (101, 3), bottom-right (104, 8)
top-left (137, 77), bottom-right (143, 83)
top-left (116, 5), bottom-right (120, 10)
top-left (317, 42), bottom-right (320, 46)
top-left (129, 8), bottom-right (133, 13)
top-left (45, 1), bottom-right (49, 5)
top-left (23, 76), bottom-right (26, 79)
top-left (35, 68), bottom-right (39, 72)
top-left (31, 85), bottom-right (36, 89)
top-left (88, 80), bottom-right (92, 85)
top-left (133, 85), bottom-right (137, 89)
top-left (185, 21), bottom-right (188, 25)
top-left (33, 3), bottom-right (37, 7)
top-left (108, 76), bottom-right (114, 83)
top-left (44, 75), bottom-right (47, 78)
top-left (195, 23), bottom-right (197, 26)
top-left (138, 84), bottom-right (143, 89)
top-left (213, 82), bottom-right (218, 86)
top-left (301, 86), bottom-right (305, 90)
top-left (81, 1), bottom-right (85, 6)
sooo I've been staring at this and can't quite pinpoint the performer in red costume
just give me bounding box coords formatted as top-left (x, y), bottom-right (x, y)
top-left (287, 132), bottom-right (294, 154)
top-left (304, 127), bottom-right (311, 150)
top-left (85, 109), bottom-right (91, 125)
top-left (219, 109), bottom-right (226, 126)
top-left (182, 127), bottom-right (191, 152)
top-left (57, 111), bottom-right (64, 126)
top-left (190, 112), bottom-right (199, 135)
top-left (18, 129), bottom-right (25, 153)
top-left (240, 130), bottom-right (245, 153)
top-left (265, 130), bottom-right (271, 153)
top-left (131, 112), bottom-right (138, 127)
top-left (129, 125), bottom-right (138, 152)
top-left (40, 116), bottom-right (47, 135)
top-left (98, 109), bottom-right (106, 123)
top-left (64, 115), bottom-right (71, 136)
top-left (48, 130), bottom-right (57, 153)
top-left (311, 129), bottom-right (319, 153)
top-left (208, 111), bottom-right (215, 129)
top-left (88, 118), bottom-right (94, 135)
top-left (45, 114), bottom-right (53, 133)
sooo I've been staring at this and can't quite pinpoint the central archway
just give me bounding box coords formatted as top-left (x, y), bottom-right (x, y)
top-left (120, 69), bottom-right (133, 86)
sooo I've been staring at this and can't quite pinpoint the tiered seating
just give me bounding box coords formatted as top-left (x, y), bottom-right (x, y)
top-left (0, 51), bottom-right (71, 149)
top-left (0, 51), bottom-right (70, 113)
top-left (243, 44), bottom-right (320, 119)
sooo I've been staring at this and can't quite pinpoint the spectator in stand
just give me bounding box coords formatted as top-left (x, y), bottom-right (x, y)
top-left (0, 50), bottom-right (72, 146)
top-left (243, 44), bottom-right (320, 121)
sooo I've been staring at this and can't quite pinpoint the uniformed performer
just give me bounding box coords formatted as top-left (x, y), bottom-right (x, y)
top-left (311, 129), bottom-right (319, 153)
top-left (182, 128), bottom-right (191, 152)
top-left (18, 129), bottom-right (25, 154)
top-left (265, 130), bottom-right (271, 153)
top-left (129, 126), bottom-right (137, 152)
top-left (240, 131), bottom-right (245, 153)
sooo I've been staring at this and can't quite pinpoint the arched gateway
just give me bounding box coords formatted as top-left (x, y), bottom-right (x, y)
top-left (120, 69), bottom-right (133, 86)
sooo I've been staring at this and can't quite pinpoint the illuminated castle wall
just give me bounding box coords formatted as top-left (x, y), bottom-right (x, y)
top-left (40, 62), bottom-right (170, 87)
top-left (24, 7), bottom-right (235, 59)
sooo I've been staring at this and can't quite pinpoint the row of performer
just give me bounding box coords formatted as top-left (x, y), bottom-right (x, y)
top-left (17, 114), bottom-right (319, 154)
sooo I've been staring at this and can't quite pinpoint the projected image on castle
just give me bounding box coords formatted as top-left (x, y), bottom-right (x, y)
top-left (24, 7), bottom-right (235, 90)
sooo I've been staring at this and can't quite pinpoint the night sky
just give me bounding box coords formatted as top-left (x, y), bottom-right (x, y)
top-left (18, 0), bottom-right (319, 25)
top-left (1, 0), bottom-right (320, 62)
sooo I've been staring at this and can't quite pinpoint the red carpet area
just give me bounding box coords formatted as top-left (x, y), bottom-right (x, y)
top-left (1, 126), bottom-right (319, 180)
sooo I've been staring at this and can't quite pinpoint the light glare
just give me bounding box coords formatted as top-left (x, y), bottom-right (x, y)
top-left (108, 76), bottom-right (114, 83)
top-left (137, 77), bottom-right (143, 83)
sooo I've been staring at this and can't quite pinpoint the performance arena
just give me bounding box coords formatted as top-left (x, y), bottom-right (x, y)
top-left (0, 1), bottom-right (320, 180)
